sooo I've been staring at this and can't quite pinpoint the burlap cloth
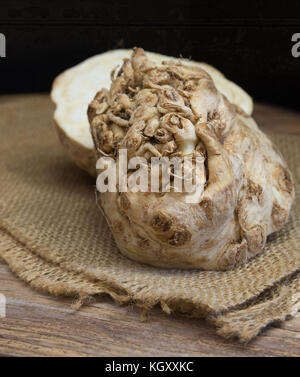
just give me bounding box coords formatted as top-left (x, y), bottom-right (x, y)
top-left (0, 95), bottom-right (299, 343)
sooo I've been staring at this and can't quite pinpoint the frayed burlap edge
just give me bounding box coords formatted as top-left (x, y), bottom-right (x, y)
top-left (1, 227), bottom-right (299, 343)
top-left (209, 272), bottom-right (300, 343)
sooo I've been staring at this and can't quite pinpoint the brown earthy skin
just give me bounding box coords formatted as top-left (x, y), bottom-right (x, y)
top-left (88, 48), bottom-right (295, 270)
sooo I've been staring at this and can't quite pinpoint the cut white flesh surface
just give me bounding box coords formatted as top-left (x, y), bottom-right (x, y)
top-left (51, 49), bottom-right (253, 175)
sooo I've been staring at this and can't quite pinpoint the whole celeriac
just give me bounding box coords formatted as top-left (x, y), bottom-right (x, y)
top-left (88, 48), bottom-right (294, 270)
top-left (51, 49), bottom-right (253, 177)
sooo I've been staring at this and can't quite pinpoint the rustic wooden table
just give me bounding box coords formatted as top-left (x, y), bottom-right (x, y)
top-left (0, 95), bottom-right (299, 357)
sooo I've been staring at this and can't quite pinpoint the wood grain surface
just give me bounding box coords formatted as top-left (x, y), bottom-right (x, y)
top-left (0, 94), bottom-right (299, 357)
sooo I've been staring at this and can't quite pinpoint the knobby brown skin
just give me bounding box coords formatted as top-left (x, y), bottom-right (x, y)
top-left (88, 48), bottom-right (295, 271)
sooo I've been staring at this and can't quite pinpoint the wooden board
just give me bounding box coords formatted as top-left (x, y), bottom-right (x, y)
top-left (0, 94), bottom-right (299, 357)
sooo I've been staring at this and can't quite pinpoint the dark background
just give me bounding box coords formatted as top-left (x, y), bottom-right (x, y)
top-left (0, 0), bottom-right (300, 110)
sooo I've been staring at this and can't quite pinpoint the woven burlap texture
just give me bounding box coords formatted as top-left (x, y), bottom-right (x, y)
top-left (0, 96), bottom-right (299, 342)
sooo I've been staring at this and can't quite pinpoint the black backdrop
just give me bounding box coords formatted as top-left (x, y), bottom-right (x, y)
top-left (0, 0), bottom-right (300, 110)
